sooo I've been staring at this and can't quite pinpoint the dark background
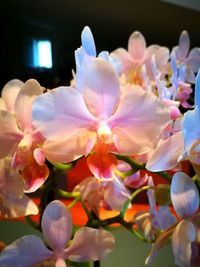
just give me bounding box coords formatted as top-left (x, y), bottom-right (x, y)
top-left (0, 0), bottom-right (200, 89)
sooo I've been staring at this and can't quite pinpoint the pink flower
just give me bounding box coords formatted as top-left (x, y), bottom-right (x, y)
top-left (0, 200), bottom-right (115, 267)
top-left (74, 175), bottom-right (130, 214)
top-left (146, 172), bottom-right (200, 267)
top-left (0, 157), bottom-right (38, 218)
top-left (0, 79), bottom-right (48, 192)
top-left (32, 58), bottom-right (170, 178)
top-left (111, 31), bottom-right (169, 84)
top-left (173, 31), bottom-right (200, 83)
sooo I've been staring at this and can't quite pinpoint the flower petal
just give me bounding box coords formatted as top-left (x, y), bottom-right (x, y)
top-left (65, 227), bottom-right (115, 262)
top-left (82, 58), bottom-right (120, 119)
top-left (188, 48), bottom-right (200, 72)
top-left (0, 235), bottom-right (53, 267)
top-left (87, 143), bottom-right (118, 179)
top-left (41, 200), bottom-right (72, 252)
top-left (177, 31), bottom-right (190, 60)
top-left (81, 26), bottom-right (96, 56)
top-left (0, 110), bottom-right (23, 158)
top-left (171, 172), bottom-right (199, 218)
top-left (194, 69), bottom-right (200, 107)
top-left (110, 86), bottom-right (170, 155)
top-left (32, 86), bottom-right (96, 140)
top-left (145, 227), bottom-right (174, 265)
top-left (1, 79), bottom-right (24, 112)
top-left (43, 130), bottom-right (96, 163)
top-left (146, 132), bottom-right (184, 172)
top-left (110, 48), bottom-right (134, 73)
top-left (128, 31), bottom-right (146, 61)
top-left (172, 220), bottom-right (196, 267)
top-left (15, 79), bottom-right (43, 132)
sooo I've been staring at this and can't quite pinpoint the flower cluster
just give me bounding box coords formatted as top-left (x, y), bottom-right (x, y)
top-left (0, 26), bottom-right (200, 267)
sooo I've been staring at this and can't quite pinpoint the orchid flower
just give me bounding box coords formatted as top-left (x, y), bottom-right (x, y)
top-left (182, 69), bottom-right (200, 177)
top-left (173, 31), bottom-right (200, 83)
top-left (32, 57), bottom-right (170, 179)
top-left (146, 172), bottom-right (200, 267)
top-left (170, 51), bottom-right (193, 108)
top-left (111, 31), bottom-right (169, 85)
top-left (133, 177), bottom-right (176, 241)
top-left (74, 26), bottom-right (121, 90)
top-left (74, 174), bottom-right (130, 214)
top-left (0, 200), bottom-right (115, 267)
top-left (0, 157), bottom-right (38, 218)
top-left (0, 79), bottom-right (49, 192)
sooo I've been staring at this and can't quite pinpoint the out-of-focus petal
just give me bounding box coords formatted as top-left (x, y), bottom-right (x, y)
top-left (34, 148), bottom-right (46, 166)
top-left (55, 258), bottom-right (67, 267)
top-left (110, 48), bottom-right (133, 73)
top-left (171, 172), bottom-right (199, 218)
top-left (177, 31), bottom-right (190, 60)
top-left (145, 227), bottom-right (174, 265)
top-left (1, 79), bottom-right (24, 112)
top-left (0, 98), bottom-right (7, 110)
top-left (156, 206), bottom-right (177, 230)
top-left (15, 79), bottom-right (43, 132)
top-left (194, 69), bottom-right (200, 107)
top-left (124, 172), bottom-right (148, 188)
top-left (188, 48), bottom-right (200, 72)
top-left (65, 227), bottom-right (115, 262)
top-left (104, 178), bottom-right (130, 211)
top-left (182, 106), bottom-right (200, 154)
top-left (110, 87), bottom-right (170, 155)
top-left (146, 132), bottom-right (184, 172)
top-left (81, 26), bottom-right (96, 56)
top-left (82, 58), bottom-right (120, 119)
top-left (41, 201), bottom-right (72, 252)
top-left (87, 143), bottom-right (118, 179)
top-left (43, 130), bottom-right (96, 163)
top-left (32, 86), bottom-right (96, 140)
top-left (0, 235), bottom-right (53, 267)
top-left (128, 31), bottom-right (146, 61)
top-left (0, 110), bottom-right (23, 158)
top-left (172, 220), bottom-right (196, 267)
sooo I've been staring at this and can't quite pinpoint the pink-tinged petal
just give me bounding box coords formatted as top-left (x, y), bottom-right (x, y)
top-left (87, 143), bottom-right (118, 179)
top-left (0, 235), bottom-right (53, 267)
top-left (0, 99), bottom-right (7, 110)
top-left (147, 177), bottom-right (156, 216)
top-left (0, 110), bottom-right (23, 158)
top-left (110, 48), bottom-right (134, 73)
top-left (41, 200), bottom-right (72, 252)
top-left (65, 227), bottom-right (115, 262)
top-left (82, 58), bottom-right (120, 119)
top-left (188, 48), bottom-right (200, 72)
top-left (145, 227), bottom-right (174, 265)
top-left (110, 87), bottom-right (170, 155)
top-left (128, 31), bottom-right (146, 61)
top-left (15, 79), bottom-right (43, 132)
top-left (22, 159), bottom-right (49, 193)
top-left (171, 172), bottom-right (199, 218)
top-left (182, 106), bottom-right (200, 154)
top-left (124, 172), bottom-right (148, 188)
top-left (81, 26), bottom-right (96, 56)
top-left (43, 130), bottom-right (96, 163)
top-left (55, 258), bottom-right (67, 267)
top-left (172, 220), bottom-right (196, 267)
top-left (1, 79), bottom-right (24, 112)
top-left (104, 179), bottom-right (130, 211)
top-left (32, 86), bottom-right (96, 140)
top-left (177, 31), bottom-right (190, 60)
top-left (34, 148), bottom-right (46, 166)
top-left (146, 132), bottom-right (184, 172)
top-left (2, 192), bottom-right (39, 218)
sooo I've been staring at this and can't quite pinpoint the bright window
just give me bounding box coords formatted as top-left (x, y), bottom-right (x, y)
top-left (32, 40), bottom-right (53, 68)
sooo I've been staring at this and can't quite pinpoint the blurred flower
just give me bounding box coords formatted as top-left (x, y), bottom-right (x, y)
top-left (0, 200), bottom-right (115, 267)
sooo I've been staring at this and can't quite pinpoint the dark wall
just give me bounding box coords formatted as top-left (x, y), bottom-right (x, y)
top-left (0, 0), bottom-right (199, 89)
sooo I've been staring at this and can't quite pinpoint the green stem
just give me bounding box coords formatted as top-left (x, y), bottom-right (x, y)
top-left (67, 197), bottom-right (80, 209)
top-left (52, 162), bottom-right (74, 171)
top-left (57, 189), bottom-right (80, 198)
